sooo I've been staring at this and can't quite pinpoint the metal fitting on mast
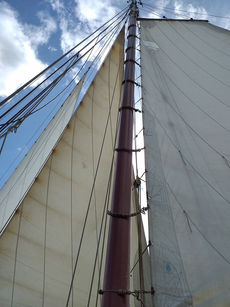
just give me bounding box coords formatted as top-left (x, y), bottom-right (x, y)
top-left (129, 0), bottom-right (139, 17)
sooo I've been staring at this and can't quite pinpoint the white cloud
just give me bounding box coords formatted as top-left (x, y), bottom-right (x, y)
top-left (23, 11), bottom-right (57, 48)
top-left (49, 0), bottom-right (120, 54)
top-left (0, 2), bottom-right (56, 97)
top-left (75, 0), bottom-right (116, 27)
top-left (173, 0), bottom-right (208, 19)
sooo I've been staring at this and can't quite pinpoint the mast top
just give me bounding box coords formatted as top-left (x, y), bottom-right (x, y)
top-left (128, 0), bottom-right (139, 17)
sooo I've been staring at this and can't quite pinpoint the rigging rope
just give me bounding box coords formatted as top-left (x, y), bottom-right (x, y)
top-left (0, 6), bottom-right (129, 107)
top-left (143, 3), bottom-right (230, 20)
top-left (0, 10), bottom-right (127, 134)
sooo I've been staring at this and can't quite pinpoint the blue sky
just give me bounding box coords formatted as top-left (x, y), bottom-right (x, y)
top-left (1, 0), bottom-right (230, 98)
top-left (1, 0), bottom-right (230, 187)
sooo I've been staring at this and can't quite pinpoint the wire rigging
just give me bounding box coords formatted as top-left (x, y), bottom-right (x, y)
top-left (0, 10), bottom-right (127, 132)
top-left (142, 3), bottom-right (230, 20)
top-left (0, 5), bottom-right (129, 107)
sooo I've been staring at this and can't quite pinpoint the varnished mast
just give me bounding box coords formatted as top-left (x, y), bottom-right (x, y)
top-left (101, 1), bottom-right (139, 306)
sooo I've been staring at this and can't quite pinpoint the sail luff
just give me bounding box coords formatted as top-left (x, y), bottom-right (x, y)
top-left (101, 2), bottom-right (139, 306)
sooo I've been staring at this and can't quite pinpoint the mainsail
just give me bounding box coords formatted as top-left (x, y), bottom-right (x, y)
top-left (141, 19), bottom-right (230, 306)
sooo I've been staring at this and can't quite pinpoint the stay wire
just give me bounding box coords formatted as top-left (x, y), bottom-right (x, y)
top-left (142, 4), bottom-right (190, 19)
top-left (0, 12), bottom-right (128, 137)
top-left (65, 22), bottom-right (126, 306)
top-left (144, 3), bottom-right (230, 20)
top-left (13, 14), bottom-right (119, 121)
top-left (0, 8), bottom-right (128, 125)
top-left (0, 16), bottom-right (126, 186)
top-left (0, 5), bottom-right (129, 107)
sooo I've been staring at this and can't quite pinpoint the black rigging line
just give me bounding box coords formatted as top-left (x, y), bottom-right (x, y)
top-left (142, 4), bottom-right (190, 19)
top-left (0, 5), bottom-right (129, 107)
top-left (0, 15), bottom-right (125, 186)
top-left (0, 10), bottom-right (127, 124)
top-left (0, 12), bottom-right (128, 138)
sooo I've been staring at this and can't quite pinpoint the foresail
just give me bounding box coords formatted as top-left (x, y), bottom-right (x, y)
top-left (0, 30), bottom-right (124, 306)
top-left (0, 78), bottom-right (84, 235)
top-left (141, 19), bottom-right (230, 306)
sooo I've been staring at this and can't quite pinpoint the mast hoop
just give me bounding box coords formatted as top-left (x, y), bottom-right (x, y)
top-left (107, 205), bottom-right (149, 219)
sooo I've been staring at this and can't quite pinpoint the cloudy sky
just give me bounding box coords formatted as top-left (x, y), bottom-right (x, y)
top-left (1, 0), bottom-right (230, 98)
top-left (1, 0), bottom-right (230, 187)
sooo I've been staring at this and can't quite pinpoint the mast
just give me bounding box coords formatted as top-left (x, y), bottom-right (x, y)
top-left (101, 1), bottom-right (139, 306)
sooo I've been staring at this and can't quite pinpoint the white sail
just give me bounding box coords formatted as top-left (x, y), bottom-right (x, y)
top-left (0, 30), bottom-right (125, 306)
top-left (0, 78), bottom-right (85, 235)
top-left (141, 19), bottom-right (230, 306)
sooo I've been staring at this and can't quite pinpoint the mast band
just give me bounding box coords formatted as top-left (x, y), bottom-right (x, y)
top-left (128, 24), bottom-right (136, 30)
top-left (122, 79), bottom-right (141, 87)
top-left (98, 288), bottom-right (155, 296)
top-left (115, 147), bottom-right (145, 153)
top-left (124, 59), bottom-right (141, 67)
top-left (119, 106), bottom-right (142, 113)
top-left (127, 34), bottom-right (139, 39)
top-left (107, 206), bottom-right (149, 219)
top-left (125, 46), bottom-right (138, 53)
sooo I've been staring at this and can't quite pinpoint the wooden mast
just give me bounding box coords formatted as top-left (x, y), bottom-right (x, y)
top-left (101, 1), bottom-right (139, 306)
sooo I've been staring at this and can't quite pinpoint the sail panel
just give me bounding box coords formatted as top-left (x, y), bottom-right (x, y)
top-left (0, 30), bottom-right (124, 306)
top-left (141, 19), bottom-right (230, 306)
top-left (0, 79), bottom-right (85, 236)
